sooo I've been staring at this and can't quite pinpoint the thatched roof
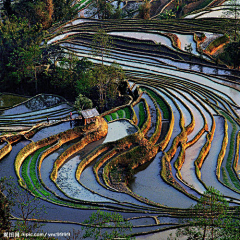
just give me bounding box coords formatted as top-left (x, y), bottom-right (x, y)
top-left (81, 108), bottom-right (99, 119)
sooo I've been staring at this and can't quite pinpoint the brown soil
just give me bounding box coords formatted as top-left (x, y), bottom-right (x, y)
top-left (182, 0), bottom-right (207, 15)
top-left (150, 0), bottom-right (170, 18)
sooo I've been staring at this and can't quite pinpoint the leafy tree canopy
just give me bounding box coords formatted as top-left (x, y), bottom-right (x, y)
top-left (176, 187), bottom-right (240, 240)
top-left (74, 94), bottom-right (93, 113)
top-left (82, 210), bottom-right (134, 240)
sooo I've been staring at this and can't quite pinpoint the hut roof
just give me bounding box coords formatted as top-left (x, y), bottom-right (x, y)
top-left (81, 108), bottom-right (99, 119)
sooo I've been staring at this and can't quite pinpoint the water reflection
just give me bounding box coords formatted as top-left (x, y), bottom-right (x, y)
top-left (103, 120), bottom-right (137, 143)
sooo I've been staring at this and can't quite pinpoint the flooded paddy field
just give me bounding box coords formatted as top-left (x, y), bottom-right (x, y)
top-left (1, 15), bottom-right (240, 239)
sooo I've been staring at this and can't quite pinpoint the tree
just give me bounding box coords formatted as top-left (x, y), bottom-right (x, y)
top-left (223, 0), bottom-right (240, 41)
top-left (48, 54), bottom-right (92, 99)
top-left (7, 44), bottom-right (42, 93)
top-left (3, 178), bottom-right (46, 233)
top-left (0, 16), bottom-right (45, 93)
top-left (0, 177), bottom-right (11, 238)
top-left (176, 187), bottom-right (240, 240)
top-left (88, 64), bottom-right (126, 111)
top-left (185, 43), bottom-right (193, 60)
top-left (219, 40), bottom-right (240, 69)
top-left (12, 0), bottom-right (54, 29)
top-left (74, 94), bottom-right (93, 113)
top-left (52, 0), bottom-right (80, 22)
top-left (82, 210), bottom-right (133, 240)
top-left (92, 29), bottom-right (113, 65)
top-left (75, 57), bottom-right (93, 96)
top-left (138, 0), bottom-right (151, 20)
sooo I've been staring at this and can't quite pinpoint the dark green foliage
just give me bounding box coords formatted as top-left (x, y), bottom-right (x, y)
top-left (118, 80), bottom-right (129, 95)
top-left (219, 40), bottom-right (240, 69)
top-left (176, 187), bottom-right (240, 240)
top-left (92, 29), bottom-right (113, 64)
top-left (0, 177), bottom-right (11, 238)
top-left (123, 107), bottom-right (131, 119)
top-left (52, 0), bottom-right (80, 22)
top-left (2, 0), bottom-right (14, 16)
top-left (87, 64), bottom-right (126, 112)
top-left (11, 0), bottom-right (54, 29)
top-left (0, 16), bottom-right (45, 94)
top-left (48, 55), bottom-right (92, 100)
top-left (117, 109), bottom-right (125, 118)
top-left (91, 0), bottom-right (125, 20)
top-left (82, 210), bottom-right (133, 240)
top-left (74, 94), bottom-right (93, 113)
top-left (8, 0), bottom-right (78, 25)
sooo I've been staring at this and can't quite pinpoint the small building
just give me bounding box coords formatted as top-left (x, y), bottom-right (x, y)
top-left (81, 108), bottom-right (99, 125)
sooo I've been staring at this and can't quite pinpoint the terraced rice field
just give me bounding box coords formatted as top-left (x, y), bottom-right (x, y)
top-left (1, 18), bottom-right (240, 239)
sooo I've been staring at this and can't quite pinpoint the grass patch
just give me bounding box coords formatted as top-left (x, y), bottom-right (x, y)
top-left (138, 102), bottom-right (146, 129)
top-left (0, 94), bottom-right (27, 108)
top-left (111, 112), bottom-right (118, 120)
top-left (104, 115), bottom-right (112, 122)
top-left (123, 107), bottom-right (131, 119)
top-left (117, 109), bottom-right (125, 119)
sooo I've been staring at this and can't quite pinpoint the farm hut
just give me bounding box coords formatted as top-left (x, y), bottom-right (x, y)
top-left (81, 108), bottom-right (99, 125)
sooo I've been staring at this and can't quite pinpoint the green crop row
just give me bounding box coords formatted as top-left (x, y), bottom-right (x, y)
top-left (21, 155), bottom-right (42, 198)
top-left (222, 167), bottom-right (232, 189)
top-left (111, 112), bottom-right (118, 120)
top-left (216, 117), bottom-right (228, 179)
top-left (223, 114), bottom-right (240, 191)
top-left (123, 107), bottom-right (131, 119)
top-left (29, 146), bottom-right (53, 198)
top-left (138, 101), bottom-right (146, 129)
top-left (116, 109), bottom-right (125, 119)
top-left (141, 87), bottom-right (170, 119)
top-left (104, 115), bottom-right (112, 122)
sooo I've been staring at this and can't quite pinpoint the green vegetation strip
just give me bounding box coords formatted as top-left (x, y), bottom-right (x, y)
top-left (104, 115), bottom-right (112, 122)
top-left (123, 107), bottom-right (132, 119)
top-left (111, 112), bottom-right (118, 120)
top-left (23, 146), bottom-right (98, 209)
top-left (29, 146), bottom-right (53, 199)
top-left (141, 87), bottom-right (170, 119)
top-left (116, 109), bottom-right (125, 119)
top-left (21, 155), bottom-right (42, 198)
top-left (222, 113), bottom-right (240, 191)
top-left (138, 101), bottom-right (146, 129)
top-left (104, 107), bottom-right (131, 122)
